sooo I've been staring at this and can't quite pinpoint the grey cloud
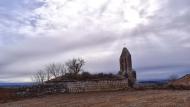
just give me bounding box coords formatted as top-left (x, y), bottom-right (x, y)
top-left (0, 0), bottom-right (44, 45)
top-left (1, 0), bottom-right (190, 82)
top-left (0, 30), bottom-right (118, 79)
top-left (119, 0), bottom-right (190, 80)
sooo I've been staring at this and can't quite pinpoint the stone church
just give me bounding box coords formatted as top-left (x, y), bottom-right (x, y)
top-left (119, 47), bottom-right (136, 87)
top-left (42, 47), bottom-right (137, 94)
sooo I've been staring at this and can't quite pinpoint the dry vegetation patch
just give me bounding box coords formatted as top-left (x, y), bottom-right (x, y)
top-left (0, 90), bottom-right (189, 107)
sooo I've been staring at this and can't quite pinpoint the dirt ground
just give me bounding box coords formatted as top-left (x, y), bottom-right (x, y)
top-left (0, 88), bottom-right (17, 103)
top-left (0, 90), bottom-right (190, 107)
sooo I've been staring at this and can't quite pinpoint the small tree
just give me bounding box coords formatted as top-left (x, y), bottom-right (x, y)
top-left (45, 66), bottom-right (51, 81)
top-left (81, 71), bottom-right (91, 78)
top-left (65, 58), bottom-right (85, 75)
top-left (33, 70), bottom-right (46, 84)
top-left (46, 63), bottom-right (66, 78)
top-left (60, 64), bottom-right (67, 76)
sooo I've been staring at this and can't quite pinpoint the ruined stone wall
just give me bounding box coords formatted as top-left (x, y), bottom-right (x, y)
top-left (48, 80), bottom-right (128, 93)
top-left (18, 80), bottom-right (129, 96)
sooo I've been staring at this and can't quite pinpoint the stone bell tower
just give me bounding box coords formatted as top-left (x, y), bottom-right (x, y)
top-left (119, 47), bottom-right (136, 87)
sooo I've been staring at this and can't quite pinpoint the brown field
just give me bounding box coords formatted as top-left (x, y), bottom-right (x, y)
top-left (0, 88), bottom-right (17, 103)
top-left (0, 90), bottom-right (189, 107)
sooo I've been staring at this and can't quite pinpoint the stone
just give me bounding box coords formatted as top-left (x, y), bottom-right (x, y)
top-left (119, 47), bottom-right (136, 87)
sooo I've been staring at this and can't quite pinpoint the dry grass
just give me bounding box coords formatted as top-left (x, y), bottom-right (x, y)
top-left (0, 88), bottom-right (17, 103)
top-left (0, 90), bottom-right (189, 107)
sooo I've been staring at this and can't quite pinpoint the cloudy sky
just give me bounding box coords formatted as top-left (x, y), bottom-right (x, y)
top-left (0, 0), bottom-right (190, 82)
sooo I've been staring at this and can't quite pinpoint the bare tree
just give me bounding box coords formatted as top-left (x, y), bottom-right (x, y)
top-left (45, 66), bottom-right (51, 81)
top-left (33, 70), bottom-right (46, 84)
top-left (60, 64), bottom-right (67, 76)
top-left (46, 63), bottom-right (66, 78)
top-left (65, 58), bottom-right (85, 75)
top-left (32, 59), bottom-right (84, 83)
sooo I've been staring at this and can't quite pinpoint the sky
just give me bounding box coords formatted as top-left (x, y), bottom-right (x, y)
top-left (0, 0), bottom-right (190, 82)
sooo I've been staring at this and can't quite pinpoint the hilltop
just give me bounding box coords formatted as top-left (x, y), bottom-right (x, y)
top-left (170, 74), bottom-right (190, 87)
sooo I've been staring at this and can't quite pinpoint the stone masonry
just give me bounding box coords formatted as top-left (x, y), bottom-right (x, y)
top-left (47, 80), bottom-right (128, 93)
top-left (120, 47), bottom-right (136, 87)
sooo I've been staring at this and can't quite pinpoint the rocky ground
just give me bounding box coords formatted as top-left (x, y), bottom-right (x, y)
top-left (0, 90), bottom-right (189, 107)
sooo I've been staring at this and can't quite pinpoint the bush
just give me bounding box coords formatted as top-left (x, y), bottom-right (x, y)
top-left (81, 72), bottom-right (91, 79)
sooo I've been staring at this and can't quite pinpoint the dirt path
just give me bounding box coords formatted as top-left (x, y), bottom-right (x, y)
top-left (0, 90), bottom-right (190, 107)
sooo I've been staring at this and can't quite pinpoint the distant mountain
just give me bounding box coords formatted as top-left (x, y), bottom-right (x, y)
top-left (0, 82), bottom-right (33, 88)
top-left (138, 79), bottom-right (168, 86)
